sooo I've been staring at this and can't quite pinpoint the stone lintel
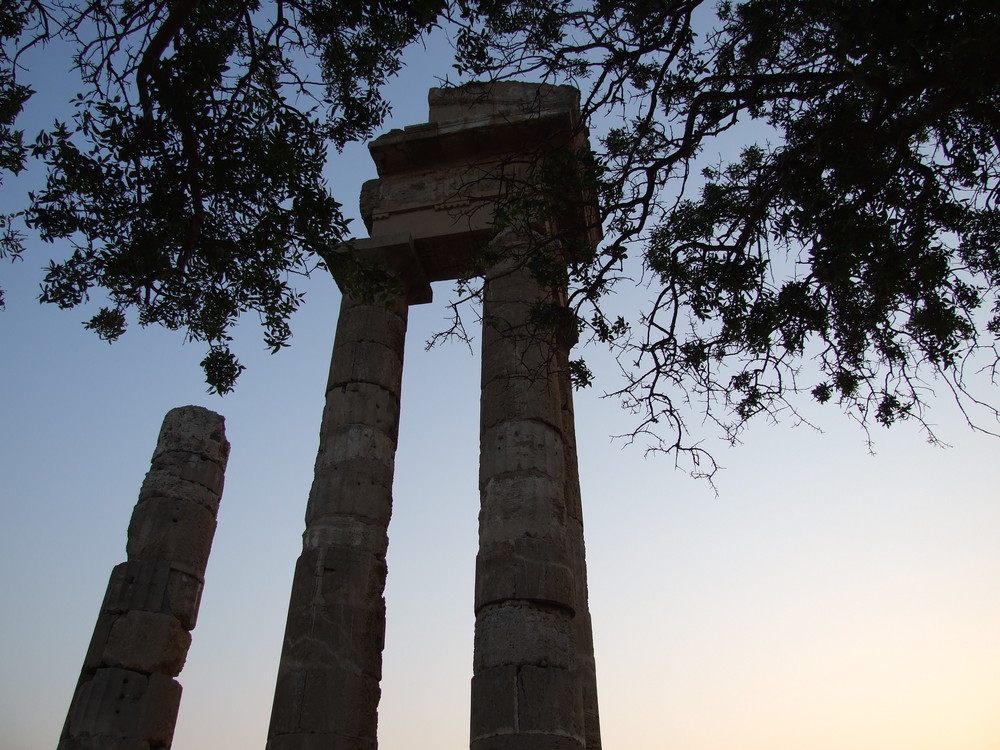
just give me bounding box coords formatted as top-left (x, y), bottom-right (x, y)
top-left (356, 82), bottom-right (601, 287)
top-left (368, 109), bottom-right (578, 177)
top-left (428, 82), bottom-right (582, 124)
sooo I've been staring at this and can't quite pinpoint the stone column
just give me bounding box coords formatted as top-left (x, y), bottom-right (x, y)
top-left (471, 232), bottom-right (587, 750)
top-left (59, 406), bottom-right (230, 750)
top-left (267, 292), bottom-right (408, 750)
top-left (555, 347), bottom-right (602, 750)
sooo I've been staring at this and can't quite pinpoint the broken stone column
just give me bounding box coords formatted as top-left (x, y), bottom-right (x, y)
top-left (266, 291), bottom-right (409, 750)
top-left (471, 230), bottom-right (587, 750)
top-left (59, 406), bottom-right (230, 750)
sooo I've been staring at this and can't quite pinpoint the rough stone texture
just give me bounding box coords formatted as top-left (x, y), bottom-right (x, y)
top-left (126, 497), bottom-right (217, 576)
top-left (472, 735), bottom-right (585, 750)
top-left (103, 560), bottom-right (171, 615)
top-left (267, 295), bottom-right (407, 750)
top-left (59, 406), bottom-right (228, 750)
top-left (103, 611), bottom-right (191, 676)
top-left (475, 538), bottom-right (577, 611)
top-left (268, 734), bottom-right (376, 750)
top-left (479, 477), bottom-right (568, 549)
top-left (473, 250), bottom-right (587, 750)
top-left (556, 361), bottom-right (603, 750)
top-left (428, 81), bottom-right (581, 124)
top-left (63, 669), bottom-right (182, 749)
top-left (360, 82), bottom-right (601, 287)
top-left (473, 602), bottom-right (574, 671)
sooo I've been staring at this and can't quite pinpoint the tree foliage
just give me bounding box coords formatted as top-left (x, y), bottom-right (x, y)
top-left (451, 0), bottom-right (1000, 469)
top-left (2, 0), bottom-right (443, 389)
top-left (2, 0), bottom-right (999, 468)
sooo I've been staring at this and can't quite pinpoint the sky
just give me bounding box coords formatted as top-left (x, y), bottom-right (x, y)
top-left (2, 21), bottom-right (1000, 750)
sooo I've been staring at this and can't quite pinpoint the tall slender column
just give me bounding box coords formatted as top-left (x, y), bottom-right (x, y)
top-left (59, 406), bottom-right (230, 750)
top-left (471, 232), bottom-right (587, 750)
top-left (267, 292), bottom-right (408, 750)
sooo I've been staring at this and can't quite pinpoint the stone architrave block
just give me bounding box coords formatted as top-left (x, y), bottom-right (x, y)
top-left (152, 406), bottom-right (229, 466)
top-left (427, 81), bottom-right (582, 123)
top-left (475, 538), bottom-right (576, 612)
top-left (104, 610), bottom-right (191, 676)
top-left (469, 665), bottom-right (518, 738)
top-left (516, 664), bottom-right (585, 737)
top-left (473, 603), bottom-right (573, 671)
top-left (126, 497), bottom-right (217, 575)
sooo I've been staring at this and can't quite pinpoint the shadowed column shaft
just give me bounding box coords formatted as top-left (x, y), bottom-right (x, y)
top-left (267, 294), bottom-right (408, 750)
top-left (554, 353), bottom-right (602, 749)
top-left (59, 406), bottom-right (230, 750)
top-left (471, 233), bottom-right (591, 750)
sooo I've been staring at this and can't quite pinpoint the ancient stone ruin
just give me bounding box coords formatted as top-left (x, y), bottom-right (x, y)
top-left (57, 82), bottom-right (602, 750)
top-left (59, 406), bottom-right (230, 750)
top-left (266, 82), bottom-right (603, 750)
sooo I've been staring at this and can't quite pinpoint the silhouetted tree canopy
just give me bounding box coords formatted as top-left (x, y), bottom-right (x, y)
top-left (2, 0), bottom-right (998, 469)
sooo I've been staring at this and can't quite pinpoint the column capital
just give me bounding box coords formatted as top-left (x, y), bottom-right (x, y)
top-left (326, 232), bottom-right (433, 306)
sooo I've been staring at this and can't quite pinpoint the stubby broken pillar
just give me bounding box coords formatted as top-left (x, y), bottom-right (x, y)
top-left (59, 406), bottom-right (229, 750)
top-left (267, 278), bottom-right (418, 750)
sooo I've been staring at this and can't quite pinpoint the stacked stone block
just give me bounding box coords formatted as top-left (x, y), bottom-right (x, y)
top-left (267, 294), bottom-right (408, 750)
top-left (59, 406), bottom-right (229, 750)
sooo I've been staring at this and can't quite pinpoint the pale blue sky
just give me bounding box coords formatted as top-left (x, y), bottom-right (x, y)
top-left (2, 24), bottom-right (999, 750)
